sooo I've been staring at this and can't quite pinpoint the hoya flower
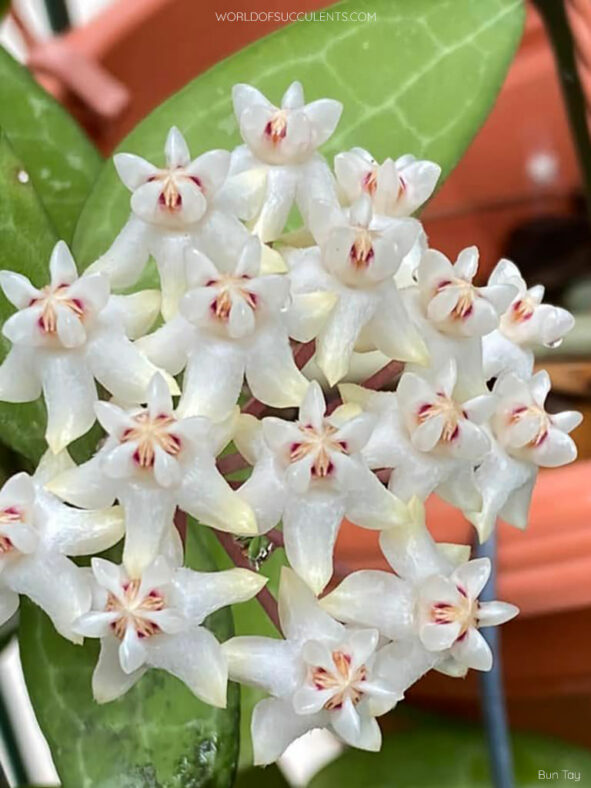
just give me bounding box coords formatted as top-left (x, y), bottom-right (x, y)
top-left (332, 149), bottom-right (439, 290)
top-left (88, 127), bottom-right (256, 320)
top-left (230, 81), bottom-right (342, 241)
top-left (47, 373), bottom-right (257, 575)
top-left (0, 450), bottom-right (123, 643)
top-left (286, 195), bottom-right (428, 385)
top-left (137, 236), bottom-right (308, 421)
top-left (483, 258), bottom-right (575, 379)
top-left (74, 554), bottom-right (266, 705)
top-left (339, 358), bottom-right (495, 511)
top-left (235, 381), bottom-right (408, 593)
top-left (334, 148), bottom-right (441, 217)
top-left (223, 568), bottom-right (421, 764)
top-left (416, 246), bottom-right (516, 338)
top-left (0, 241), bottom-right (175, 452)
top-left (401, 247), bottom-right (517, 401)
top-left (323, 500), bottom-right (519, 672)
top-left (412, 559), bottom-right (517, 671)
top-left (468, 370), bottom-right (581, 541)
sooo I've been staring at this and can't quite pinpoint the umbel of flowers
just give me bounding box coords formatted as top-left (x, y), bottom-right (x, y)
top-left (0, 81), bottom-right (580, 763)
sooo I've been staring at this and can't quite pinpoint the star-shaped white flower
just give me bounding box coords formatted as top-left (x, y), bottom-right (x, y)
top-left (322, 499), bottom-right (518, 673)
top-left (47, 373), bottom-right (257, 575)
top-left (230, 81), bottom-right (342, 241)
top-left (286, 194), bottom-right (428, 385)
top-left (0, 450), bottom-right (123, 642)
top-left (334, 148), bottom-right (441, 218)
top-left (416, 246), bottom-right (517, 338)
top-left (136, 235), bottom-right (308, 421)
top-left (235, 381), bottom-right (408, 594)
top-left (88, 127), bottom-right (257, 320)
top-left (400, 246), bottom-right (517, 401)
top-left (0, 241), bottom-right (176, 452)
top-left (413, 559), bottom-right (518, 671)
top-left (223, 567), bottom-right (419, 764)
top-left (467, 370), bottom-right (581, 541)
top-left (339, 359), bottom-right (495, 512)
top-left (74, 553), bottom-right (266, 705)
top-left (483, 258), bottom-right (575, 380)
top-left (333, 148), bottom-right (439, 290)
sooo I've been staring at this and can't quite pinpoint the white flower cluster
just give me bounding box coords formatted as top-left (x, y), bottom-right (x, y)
top-left (0, 82), bottom-right (580, 762)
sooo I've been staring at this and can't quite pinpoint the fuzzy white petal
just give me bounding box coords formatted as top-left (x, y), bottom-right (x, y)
top-left (223, 636), bottom-right (300, 697)
top-left (92, 636), bottom-right (145, 703)
top-left (320, 570), bottom-right (414, 640)
top-left (451, 558), bottom-right (491, 599)
top-left (177, 458), bottom-right (257, 536)
top-left (283, 493), bottom-right (346, 595)
top-left (39, 352), bottom-right (97, 453)
top-left (171, 567), bottom-right (266, 624)
top-left (49, 241), bottom-right (78, 286)
top-left (146, 628), bottom-right (227, 707)
top-left (278, 567), bottom-right (344, 642)
top-left (252, 698), bottom-right (318, 766)
top-left (177, 341), bottom-right (245, 420)
top-left (477, 601), bottom-right (519, 627)
top-left (245, 323), bottom-right (308, 408)
top-left (5, 552), bottom-right (91, 643)
top-left (450, 627), bottom-right (493, 671)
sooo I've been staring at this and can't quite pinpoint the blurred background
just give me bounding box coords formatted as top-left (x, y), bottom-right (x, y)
top-left (0, 0), bottom-right (590, 785)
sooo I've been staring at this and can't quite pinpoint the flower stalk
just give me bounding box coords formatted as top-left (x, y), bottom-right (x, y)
top-left (213, 529), bottom-right (282, 634)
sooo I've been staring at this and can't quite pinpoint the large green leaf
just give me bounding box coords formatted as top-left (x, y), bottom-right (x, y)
top-left (234, 765), bottom-right (289, 787)
top-left (72, 0), bottom-right (524, 272)
top-left (308, 720), bottom-right (591, 787)
top-left (0, 132), bottom-right (52, 463)
top-left (19, 527), bottom-right (240, 788)
top-left (0, 47), bottom-right (101, 241)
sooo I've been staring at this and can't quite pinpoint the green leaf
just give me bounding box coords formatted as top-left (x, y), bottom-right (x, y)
top-left (0, 132), bottom-right (53, 463)
top-left (308, 719), bottom-right (591, 787)
top-left (234, 765), bottom-right (289, 787)
top-left (19, 526), bottom-right (240, 788)
top-left (0, 611), bottom-right (18, 652)
top-left (0, 46), bottom-right (101, 241)
top-left (72, 0), bottom-right (524, 274)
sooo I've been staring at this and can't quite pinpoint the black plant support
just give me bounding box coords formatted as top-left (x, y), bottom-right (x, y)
top-left (43, 0), bottom-right (71, 34)
top-left (475, 531), bottom-right (514, 788)
top-left (0, 675), bottom-right (27, 786)
top-left (533, 0), bottom-right (591, 219)
top-left (0, 760), bottom-right (9, 788)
